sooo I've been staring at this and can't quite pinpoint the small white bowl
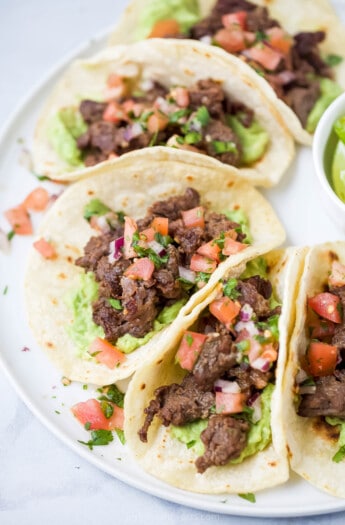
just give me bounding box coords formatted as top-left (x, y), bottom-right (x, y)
top-left (313, 92), bottom-right (345, 228)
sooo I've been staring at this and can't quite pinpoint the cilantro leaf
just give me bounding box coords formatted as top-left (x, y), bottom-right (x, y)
top-left (99, 384), bottom-right (125, 408)
top-left (325, 54), bottom-right (343, 67)
top-left (223, 278), bottom-right (240, 300)
top-left (115, 429), bottom-right (126, 445)
top-left (78, 429), bottom-right (113, 450)
top-left (238, 492), bottom-right (256, 503)
top-left (108, 298), bottom-right (123, 311)
top-left (83, 199), bottom-right (111, 221)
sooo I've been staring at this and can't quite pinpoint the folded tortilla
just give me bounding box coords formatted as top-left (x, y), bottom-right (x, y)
top-left (124, 247), bottom-right (305, 493)
top-left (284, 242), bottom-right (345, 498)
top-left (25, 151), bottom-right (285, 385)
top-left (33, 39), bottom-right (294, 186)
top-left (109, 0), bottom-right (345, 145)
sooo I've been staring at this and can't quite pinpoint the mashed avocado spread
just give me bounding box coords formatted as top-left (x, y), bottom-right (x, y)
top-left (171, 384), bottom-right (273, 463)
top-left (134, 0), bottom-right (200, 40)
top-left (47, 107), bottom-right (87, 166)
top-left (65, 272), bottom-right (187, 358)
top-left (306, 78), bottom-right (343, 133)
top-left (227, 116), bottom-right (269, 165)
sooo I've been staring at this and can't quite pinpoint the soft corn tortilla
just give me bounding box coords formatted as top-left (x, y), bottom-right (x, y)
top-left (33, 39), bottom-right (294, 187)
top-left (284, 242), bottom-right (345, 498)
top-left (109, 0), bottom-right (345, 146)
top-left (25, 151), bottom-right (285, 385)
top-left (124, 247), bottom-right (305, 494)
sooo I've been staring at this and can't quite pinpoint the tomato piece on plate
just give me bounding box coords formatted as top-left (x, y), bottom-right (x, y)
top-left (309, 318), bottom-right (335, 339)
top-left (89, 337), bottom-right (125, 368)
top-left (308, 292), bottom-right (342, 323)
top-left (214, 27), bottom-right (246, 53)
top-left (209, 297), bottom-right (241, 328)
top-left (222, 238), bottom-right (247, 256)
top-left (329, 260), bottom-right (345, 288)
top-left (266, 27), bottom-right (293, 55)
top-left (123, 216), bottom-right (138, 258)
top-left (245, 43), bottom-right (282, 71)
top-left (148, 18), bottom-right (180, 38)
top-left (33, 238), bottom-right (57, 259)
top-left (23, 187), bottom-right (50, 211)
top-left (151, 217), bottom-right (169, 236)
top-left (197, 240), bottom-right (221, 262)
top-left (72, 399), bottom-right (124, 430)
top-left (215, 392), bottom-right (246, 414)
top-left (181, 206), bottom-right (205, 229)
top-left (175, 331), bottom-right (207, 371)
top-left (190, 254), bottom-right (217, 273)
top-left (222, 11), bottom-right (247, 30)
top-left (4, 205), bottom-right (33, 235)
top-left (124, 257), bottom-right (155, 281)
top-left (307, 341), bottom-right (338, 377)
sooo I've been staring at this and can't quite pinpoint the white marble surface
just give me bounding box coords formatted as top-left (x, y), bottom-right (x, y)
top-left (2, 0), bottom-right (345, 523)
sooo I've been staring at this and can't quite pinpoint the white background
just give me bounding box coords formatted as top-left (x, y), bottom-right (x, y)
top-left (1, 1), bottom-right (345, 524)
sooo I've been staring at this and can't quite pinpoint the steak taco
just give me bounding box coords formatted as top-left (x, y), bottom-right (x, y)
top-left (33, 39), bottom-right (294, 186)
top-left (25, 151), bottom-right (285, 385)
top-left (124, 248), bottom-right (304, 493)
top-left (109, 0), bottom-right (345, 145)
top-left (284, 242), bottom-right (345, 498)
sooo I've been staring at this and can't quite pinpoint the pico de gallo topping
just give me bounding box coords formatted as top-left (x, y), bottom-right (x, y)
top-left (296, 259), bottom-right (345, 462)
top-left (139, 265), bottom-right (280, 473)
top-left (71, 188), bottom-right (250, 364)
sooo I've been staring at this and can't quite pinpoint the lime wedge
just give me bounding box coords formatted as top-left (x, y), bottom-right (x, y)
top-left (332, 139), bottom-right (345, 203)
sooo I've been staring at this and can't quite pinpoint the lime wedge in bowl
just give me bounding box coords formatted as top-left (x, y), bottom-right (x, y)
top-left (332, 139), bottom-right (345, 203)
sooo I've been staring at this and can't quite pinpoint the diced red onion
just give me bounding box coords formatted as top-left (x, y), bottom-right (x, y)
top-left (140, 79), bottom-right (154, 91)
top-left (240, 304), bottom-right (254, 322)
top-left (235, 320), bottom-right (259, 337)
top-left (295, 368), bottom-right (308, 385)
top-left (0, 229), bottom-right (10, 253)
top-left (275, 70), bottom-right (296, 85)
top-left (250, 395), bottom-right (262, 423)
top-left (178, 266), bottom-right (196, 283)
top-left (108, 236), bottom-right (124, 263)
top-left (200, 35), bottom-right (212, 45)
top-left (154, 96), bottom-right (172, 114)
top-left (299, 385), bottom-right (317, 395)
top-left (124, 122), bottom-right (144, 141)
top-left (95, 215), bottom-right (111, 233)
top-left (247, 392), bottom-right (260, 406)
top-left (214, 379), bottom-right (241, 394)
top-left (251, 357), bottom-right (271, 372)
top-left (147, 240), bottom-right (166, 256)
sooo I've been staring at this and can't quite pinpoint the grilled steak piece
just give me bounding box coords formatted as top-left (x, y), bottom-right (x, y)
top-left (228, 365), bottom-right (273, 393)
top-left (237, 280), bottom-right (272, 318)
top-left (203, 120), bottom-right (242, 167)
top-left (76, 231), bottom-right (119, 272)
top-left (188, 79), bottom-right (225, 117)
top-left (193, 333), bottom-right (236, 390)
top-left (149, 188), bottom-right (200, 220)
top-left (195, 415), bottom-right (249, 473)
top-left (138, 374), bottom-right (215, 442)
top-left (79, 100), bottom-right (107, 124)
top-left (298, 370), bottom-right (345, 418)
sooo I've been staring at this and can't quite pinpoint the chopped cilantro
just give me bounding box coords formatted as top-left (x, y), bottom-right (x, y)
top-left (83, 199), bottom-right (111, 221)
top-left (332, 445), bottom-right (345, 463)
top-left (132, 231), bottom-right (169, 267)
top-left (84, 422), bottom-right (91, 430)
top-left (78, 429), bottom-right (113, 449)
top-left (7, 230), bottom-right (15, 241)
top-left (55, 410), bottom-right (61, 415)
top-left (32, 173), bottom-right (49, 181)
top-left (255, 30), bottom-right (267, 42)
top-left (108, 298), bottom-right (123, 311)
top-left (149, 130), bottom-right (158, 147)
top-left (184, 131), bottom-right (202, 144)
top-left (169, 108), bottom-right (191, 123)
top-left (195, 272), bottom-right (211, 284)
top-left (238, 492), bottom-right (256, 503)
top-left (223, 278), bottom-right (240, 300)
top-left (257, 315), bottom-right (280, 342)
top-left (325, 54), bottom-right (343, 67)
top-left (211, 140), bottom-right (238, 154)
top-left (115, 429), bottom-right (126, 445)
top-left (82, 384), bottom-right (88, 390)
top-left (154, 232), bottom-right (172, 247)
top-left (195, 106), bottom-right (210, 127)
top-left (3, 286), bottom-right (8, 295)
top-left (236, 340), bottom-right (250, 353)
top-left (186, 333), bottom-right (194, 347)
top-left (176, 135), bottom-right (185, 145)
top-left (116, 211), bottom-right (125, 224)
top-left (100, 400), bottom-right (114, 419)
top-left (99, 384), bottom-right (125, 408)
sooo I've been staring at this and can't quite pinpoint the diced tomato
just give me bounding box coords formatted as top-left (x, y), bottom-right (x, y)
top-left (245, 43), bottom-right (282, 71)
top-left (122, 99), bottom-right (144, 118)
top-left (33, 238), bottom-right (57, 259)
top-left (175, 331), bottom-right (207, 371)
top-left (307, 341), bottom-right (338, 377)
top-left (71, 398), bottom-right (124, 430)
top-left (140, 227), bottom-right (155, 242)
top-left (266, 27), bottom-right (293, 55)
top-left (124, 257), bottom-right (155, 281)
top-left (209, 297), bottom-right (241, 328)
top-left (222, 11), bottom-right (247, 30)
top-left (190, 254), bottom-right (217, 273)
top-left (308, 292), bottom-right (342, 324)
top-left (181, 206), bottom-right (205, 229)
top-left (148, 18), bottom-right (180, 38)
top-left (147, 110), bottom-right (169, 133)
top-left (89, 337), bottom-right (125, 368)
top-left (4, 205), bottom-right (33, 235)
top-left (103, 101), bottom-right (128, 123)
top-left (244, 31), bottom-right (256, 44)
top-left (215, 392), bottom-right (246, 414)
top-left (214, 27), bottom-right (247, 53)
top-left (23, 187), bottom-right (50, 211)
top-left (222, 237), bottom-right (247, 256)
top-left (197, 240), bottom-right (221, 262)
top-left (261, 343), bottom-right (278, 363)
top-left (309, 318), bottom-right (335, 339)
top-left (151, 217), bottom-right (169, 236)
top-left (171, 87), bottom-right (190, 108)
top-left (329, 260), bottom-right (345, 288)
top-left (123, 216), bottom-right (138, 258)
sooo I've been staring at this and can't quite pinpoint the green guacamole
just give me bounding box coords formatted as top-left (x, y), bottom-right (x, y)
top-left (306, 78), bottom-right (343, 134)
top-left (47, 107), bottom-right (87, 166)
top-left (65, 273), bottom-right (187, 358)
top-left (227, 116), bottom-right (269, 166)
top-left (134, 0), bottom-right (200, 40)
top-left (171, 384), bottom-right (273, 463)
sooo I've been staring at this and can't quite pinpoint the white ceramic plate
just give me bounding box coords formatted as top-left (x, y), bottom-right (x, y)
top-left (1, 30), bottom-right (345, 519)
